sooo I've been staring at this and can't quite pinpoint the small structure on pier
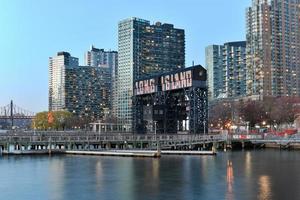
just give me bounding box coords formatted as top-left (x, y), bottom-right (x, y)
top-left (90, 122), bottom-right (132, 133)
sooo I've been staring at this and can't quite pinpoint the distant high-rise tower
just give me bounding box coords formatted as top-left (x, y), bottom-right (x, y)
top-left (206, 45), bottom-right (223, 99)
top-left (49, 52), bottom-right (79, 111)
top-left (116, 17), bottom-right (185, 124)
top-left (85, 46), bottom-right (118, 117)
top-left (206, 42), bottom-right (247, 100)
top-left (246, 0), bottom-right (300, 97)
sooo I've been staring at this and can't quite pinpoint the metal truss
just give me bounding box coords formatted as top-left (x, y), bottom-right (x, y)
top-left (133, 86), bottom-right (208, 134)
top-left (0, 100), bottom-right (35, 127)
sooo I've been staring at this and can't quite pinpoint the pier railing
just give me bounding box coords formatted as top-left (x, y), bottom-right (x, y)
top-left (0, 131), bottom-right (226, 145)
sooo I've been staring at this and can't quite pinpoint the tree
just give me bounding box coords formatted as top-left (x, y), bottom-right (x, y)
top-left (239, 100), bottom-right (266, 128)
top-left (271, 97), bottom-right (300, 127)
top-left (32, 111), bottom-right (73, 130)
top-left (32, 111), bottom-right (49, 130)
top-left (261, 96), bottom-right (275, 126)
top-left (209, 101), bottom-right (233, 129)
top-left (64, 115), bottom-right (92, 129)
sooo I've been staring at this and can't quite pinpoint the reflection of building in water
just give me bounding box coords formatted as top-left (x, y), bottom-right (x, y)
top-left (49, 159), bottom-right (65, 200)
top-left (226, 160), bottom-right (234, 200)
top-left (200, 156), bottom-right (210, 182)
top-left (95, 161), bottom-right (103, 189)
top-left (258, 175), bottom-right (272, 200)
top-left (245, 151), bottom-right (252, 178)
top-left (151, 159), bottom-right (160, 181)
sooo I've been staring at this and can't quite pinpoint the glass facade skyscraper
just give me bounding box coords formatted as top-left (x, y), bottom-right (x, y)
top-left (246, 0), bottom-right (300, 97)
top-left (115, 17), bottom-right (185, 124)
top-left (206, 42), bottom-right (247, 100)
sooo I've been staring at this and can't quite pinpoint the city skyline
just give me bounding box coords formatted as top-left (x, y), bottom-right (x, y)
top-left (0, 0), bottom-right (249, 112)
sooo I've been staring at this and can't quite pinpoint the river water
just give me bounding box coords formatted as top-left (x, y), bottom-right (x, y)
top-left (0, 150), bottom-right (299, 200)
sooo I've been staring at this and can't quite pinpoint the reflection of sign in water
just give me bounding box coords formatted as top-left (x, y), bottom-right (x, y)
top-left (161, 70), bottom-right (192, 91)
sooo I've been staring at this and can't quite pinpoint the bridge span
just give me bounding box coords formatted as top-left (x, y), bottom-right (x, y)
top-left (0, 100), bottom-right (35, 129)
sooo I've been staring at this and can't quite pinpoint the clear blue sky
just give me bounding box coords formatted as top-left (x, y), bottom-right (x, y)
top-left (0, 0), bottom-right (251, 112)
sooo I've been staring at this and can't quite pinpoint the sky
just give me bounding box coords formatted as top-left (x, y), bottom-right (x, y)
top-left (0, 0), bottom-right (251, 112)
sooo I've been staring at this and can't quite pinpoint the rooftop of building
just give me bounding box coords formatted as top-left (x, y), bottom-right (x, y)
top-left (118, 17), bottom-right (183, 30)
top-left (57, 51), bottom-right (71, 57)
top-left (224, 41), bottom-right (246, 47)
top-left (89, 45), bottom-right (117, 53)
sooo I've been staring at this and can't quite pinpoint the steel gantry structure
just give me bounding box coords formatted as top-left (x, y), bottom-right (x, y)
top-left (133, 65), bottom-right (208, 134)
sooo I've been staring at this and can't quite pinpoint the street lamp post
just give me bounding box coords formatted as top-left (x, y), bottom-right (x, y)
top-left (154, 121), bottom-right (160, 152)
top-left (246, 121), bottom-right (250, 135)
top-left (33, 120), bottom-right (36, 135)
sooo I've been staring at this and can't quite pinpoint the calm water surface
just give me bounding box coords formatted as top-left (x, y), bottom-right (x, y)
top-left (0, 150), bottom-right (299, 200)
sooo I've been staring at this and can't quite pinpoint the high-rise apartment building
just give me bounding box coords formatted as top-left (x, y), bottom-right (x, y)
top-left (206, 42), bottom-right (247, 100)
top-left (116, 17), bottom-right (185, 124)
top-left (65, 66), bottom-right (109, 120)
top-left (85, 45), bottom-right (117, 71)
top-left (85, 46), bottom-right (118, 117)
top-left (49, 52), bottom-right (79, 111)
top-left (49, 52), bottom-right (110, 120)
top-left (206, 45), bottom-right (223, 99)
top-left (246, 0), bottom-right (300, 97)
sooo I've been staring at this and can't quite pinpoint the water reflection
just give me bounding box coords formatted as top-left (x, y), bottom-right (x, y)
top-left (226, 160), bottom-right (234, 200)
top-left (200, 156), bottom-right (209, 182)
top-left (151, 158), bottom-right (160, 181)
top-left (258, 175), bottom-right (272, 200)
top-left (1, 151), bottom-right (300, 200)
top-left (245, 151), bottom-right (252, 177)
top-left (95, 160), bottom-right (103, 189)
top-left (48, 158), bottom-right (65, 200)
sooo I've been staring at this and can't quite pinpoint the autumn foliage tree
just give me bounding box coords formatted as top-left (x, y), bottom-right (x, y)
top-left (32, 111), bottom-right (73, 130)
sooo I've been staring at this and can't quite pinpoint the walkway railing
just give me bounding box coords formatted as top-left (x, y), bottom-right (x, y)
top-left (0, 131), bottom-right (227, 145)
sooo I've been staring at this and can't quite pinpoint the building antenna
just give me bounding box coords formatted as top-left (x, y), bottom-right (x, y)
top-left (192, 61), bottom-right (194, 66)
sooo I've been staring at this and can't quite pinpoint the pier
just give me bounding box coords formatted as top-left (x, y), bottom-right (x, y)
top-left (0, 131), bottom-right (225, 157)
top-left (1, 131), bottom-right (300, 156)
